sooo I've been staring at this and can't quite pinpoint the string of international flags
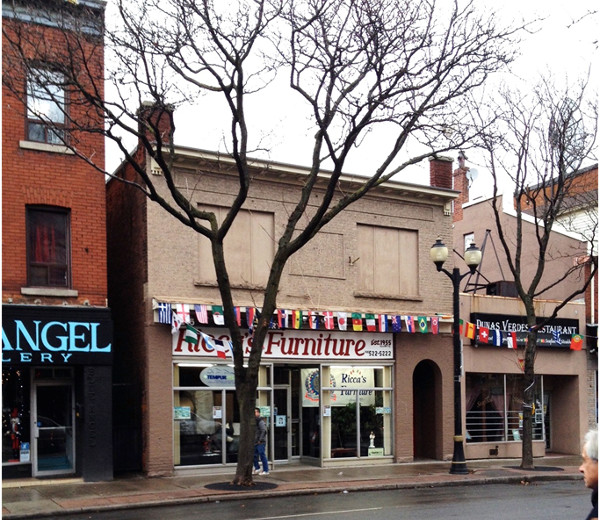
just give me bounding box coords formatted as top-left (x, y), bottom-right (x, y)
top-left (154, 301), bottom-right (445, 335)
top-left (154, 301), bottom-right (585, 351)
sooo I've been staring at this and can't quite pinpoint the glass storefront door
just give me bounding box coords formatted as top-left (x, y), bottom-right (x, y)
top-left (32, 382), bottom-right (74, 476)
top-left (273, 386), bottom-right (290, 461)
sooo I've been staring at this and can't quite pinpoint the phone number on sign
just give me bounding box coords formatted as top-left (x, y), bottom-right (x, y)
top-left (365, 350), bottom-right (392, 357)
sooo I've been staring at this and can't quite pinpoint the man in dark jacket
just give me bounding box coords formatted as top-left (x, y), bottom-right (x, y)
top-left (580, 428), bottom-right (598, 520)
top-left (253, 407), bottom-right (269, 476)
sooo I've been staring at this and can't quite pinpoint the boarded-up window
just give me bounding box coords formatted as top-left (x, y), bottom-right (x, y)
top-left (357, 224), bottom-right (418, 297)
top-left (197, 206), bottom-right (274, 287)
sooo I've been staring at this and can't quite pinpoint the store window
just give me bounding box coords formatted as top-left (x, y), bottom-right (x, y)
top-left (356, 224), bottom-right (418, 298)
top-left (466, 373), bottom-right (544, 443)
top-left (2, 368), bottom-right (31, 464)
top-left (27, 206), bottom-right (71, 288)
top-left (318, 365), bottom-right (393, 458)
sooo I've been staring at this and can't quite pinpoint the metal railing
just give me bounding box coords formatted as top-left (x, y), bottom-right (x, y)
top-left (466, 410), bottom-right (544, 442)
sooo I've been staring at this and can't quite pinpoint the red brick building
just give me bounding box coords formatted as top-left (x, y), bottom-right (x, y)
top-left (2, 0), bottom-right (113, 481)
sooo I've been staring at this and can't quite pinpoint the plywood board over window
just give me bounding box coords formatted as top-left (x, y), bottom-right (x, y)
top-left (196, 206), bottom-right (274, 289)
top-left (356, 224), bottom-right (418, 299)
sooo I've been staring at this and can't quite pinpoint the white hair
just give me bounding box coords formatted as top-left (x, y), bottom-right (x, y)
top-left (584, 428), bottom-right (598, 461)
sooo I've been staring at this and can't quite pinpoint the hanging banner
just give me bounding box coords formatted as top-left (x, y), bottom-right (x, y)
top-left (173, 328), bottom-right (393, 360)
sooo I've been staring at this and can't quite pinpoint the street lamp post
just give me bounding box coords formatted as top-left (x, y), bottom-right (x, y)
top-left (430, 239), bottom-right (482, 475)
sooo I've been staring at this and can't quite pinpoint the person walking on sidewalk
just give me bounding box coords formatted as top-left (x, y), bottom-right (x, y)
top-left (579, 427), bottom-right (598, 520)
top-left (253, 407), bottom-right (269, 476)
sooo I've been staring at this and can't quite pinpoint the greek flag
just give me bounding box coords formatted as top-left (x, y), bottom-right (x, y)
top-left (157, 303), bottom-right (172, 324)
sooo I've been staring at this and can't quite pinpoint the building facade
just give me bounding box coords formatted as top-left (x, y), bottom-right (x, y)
top-left (2, 0), bottom-right (113, 481)
top-left (107, 130), bottom-right (468, 475)
top-left (452, 159), bottom-right (596, 459)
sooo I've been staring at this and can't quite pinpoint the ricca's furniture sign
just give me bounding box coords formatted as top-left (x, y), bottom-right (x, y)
top-left (2, 305), bottom-right (113, 365)
top-left (173, 328), bottom-right (393, 360)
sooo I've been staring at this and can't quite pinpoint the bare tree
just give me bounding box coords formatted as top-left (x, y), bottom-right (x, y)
top-left (4, 0), bottom-right (526, 484)
top-left (477, 78), bottom-right (598, 469)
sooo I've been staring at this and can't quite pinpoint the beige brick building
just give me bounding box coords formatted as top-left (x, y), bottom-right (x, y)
top-left (107, 131), bottom-right (472, 475)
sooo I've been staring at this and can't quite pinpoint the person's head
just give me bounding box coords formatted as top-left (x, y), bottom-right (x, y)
top-left (254, 407), bottom-right (260, 418)
top-left (579, 428), bottom-right (598, 490)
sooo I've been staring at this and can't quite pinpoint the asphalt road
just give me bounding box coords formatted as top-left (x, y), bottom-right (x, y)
top-left (42, 480), bottom-right (591, 520)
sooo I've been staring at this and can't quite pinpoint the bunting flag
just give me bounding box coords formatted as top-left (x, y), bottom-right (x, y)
top-left (459, 319), bottom-right (464, 336)
top-left (293, 310), bottom-right (303, 329)
top-left (490, 329), bottom-right (503, 346)
top-left (269, 317), bottom-right (278, 329)
top-left (465, 322), bottom-right (476, 340)
top-left (212, 305), bottom-right (225, 325)
top-left (157, 303), bottom-right (172, 324)
top-left (404, 316), bottom-right (415, 333)
top-left (175, 303), bottom-right (191, 324)
top-left (183, 323), bottom-right (199, 345)
top-left (309, 311), bottom-right (319, 330)
top-left (233, 307), bottom-right (242, 326)
top-left (378, 314), bottom-right (388, 332)
top-left (430, 316), bottom-right (439, 335)
top-left (506, 331), bottom-right (517, 349)
top-left (246, 307), bottom-right (255, 330)
top-left (199, 330), bottom-right (233, 359)
top-left (417, 316), bottom-right (428, 334)
top-left (278, 309), bottom-right (287, 329)
top-left (570, 334), bottom-right (584, 351)
top-left (352, 313), bottom-right (363, 331)
top-left (214, 338), bottom-right (232, 359)
top-left (194, 304), bottom-right (208, 324)
top-left (478, 326), bottom-right (490, 343)
top-left (337, 312), bottom-right (348, 331)
top-left (391, 315), bottom-right (402, 333)
top-left (171, 311), bottom-right (183, 335)
top-left (323, 311), bottom-right (334, 330)
top-left (365, 314), bottom-right (376, 332)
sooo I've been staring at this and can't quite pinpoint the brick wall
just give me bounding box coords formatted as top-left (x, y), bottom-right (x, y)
top-left (2, 13), bottom-right (107, 307)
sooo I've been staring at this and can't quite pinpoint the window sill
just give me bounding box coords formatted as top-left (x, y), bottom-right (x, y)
top-left (19, 140), bottom-right (74, 154)
top-left (21, 287), bottom-right (78, 297)
top-left (194, 281), bottom-right (267, 291)
top-left (354, 291), bottom-right (422, 302)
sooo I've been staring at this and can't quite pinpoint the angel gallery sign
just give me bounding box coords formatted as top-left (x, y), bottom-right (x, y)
top-left (2, 305), bottom-right (113, 365)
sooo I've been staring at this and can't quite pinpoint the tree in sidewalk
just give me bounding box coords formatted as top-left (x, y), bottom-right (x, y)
top-left (3, 0), bottom-right (527, 484)
top-left (475, 78), bottom-right (598, 469)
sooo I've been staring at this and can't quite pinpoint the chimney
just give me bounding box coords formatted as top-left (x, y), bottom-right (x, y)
top-left (137, 101), bottom-right (175, 145)
top-left (429, 156), bottom-right (453, 189)
top-left (452, 151), bottom-right (470, 223)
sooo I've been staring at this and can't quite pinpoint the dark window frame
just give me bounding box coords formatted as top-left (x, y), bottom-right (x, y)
top-left (26, 206), bottom-right (71, 288)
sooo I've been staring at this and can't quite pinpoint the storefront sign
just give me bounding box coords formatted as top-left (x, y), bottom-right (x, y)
top-left (471, 313), bottom-right (579, 348)
top-left (2, 305), bottom-right (113, 365)
top-left (174, 328), bottom-right (393, 360)
top-left (200, 365), bottom-right (236, 387)
top-left (302, 367), bottom-right (376, 407)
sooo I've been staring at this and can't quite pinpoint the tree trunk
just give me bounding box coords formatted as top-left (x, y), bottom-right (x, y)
top-left (520, 327), bottom-right (537, 469)
top-left (232, 379), bottom-right (257, 486)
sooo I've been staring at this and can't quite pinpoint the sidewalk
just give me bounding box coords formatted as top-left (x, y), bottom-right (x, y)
top-left (2, 455), bottom-right (583, 519)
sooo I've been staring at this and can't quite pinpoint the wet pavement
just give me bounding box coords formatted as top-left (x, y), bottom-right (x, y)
top-left (1, 454), bottom-right (583, 519)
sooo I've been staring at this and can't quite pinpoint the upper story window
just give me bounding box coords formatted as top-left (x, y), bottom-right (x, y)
top-left (27, 206), bottom-right (71, 288)
top-left (357, 224), bottom-right (418, 298)
top-left (26, 68), bottom-right (67, 144)
top-left (197, 206), bottom-right (274, 288)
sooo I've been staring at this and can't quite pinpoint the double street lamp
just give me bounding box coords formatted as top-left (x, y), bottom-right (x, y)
top-left (430, 239), bottom-right (482, 475)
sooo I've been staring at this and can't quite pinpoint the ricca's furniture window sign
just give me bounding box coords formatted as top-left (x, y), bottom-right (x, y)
top-left (2, 306), bottom-right (113, 365)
